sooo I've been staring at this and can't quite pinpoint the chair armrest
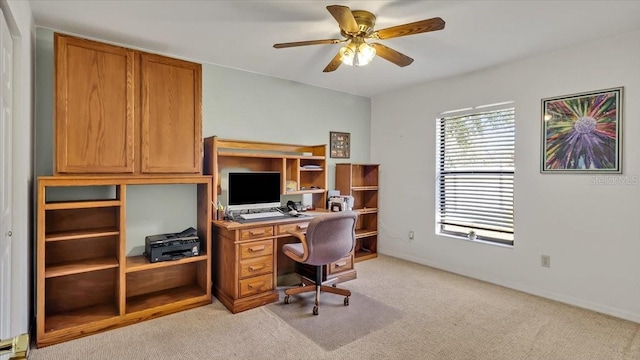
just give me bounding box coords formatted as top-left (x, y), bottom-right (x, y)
top-left (284, 231), bottom-right (309, 263)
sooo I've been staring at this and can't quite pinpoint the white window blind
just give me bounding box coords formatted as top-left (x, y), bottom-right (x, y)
top-left (436, 107), bottom-right (515, 245)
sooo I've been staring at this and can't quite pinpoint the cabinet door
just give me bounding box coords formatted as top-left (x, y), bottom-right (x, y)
top-left (55, 34), bottom-right (135, 174)
top-left (140, 54), bottom-right (202, 173)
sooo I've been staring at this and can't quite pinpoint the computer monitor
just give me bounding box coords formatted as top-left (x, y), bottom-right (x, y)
top-left (227, 171), bottom-right (281, 211)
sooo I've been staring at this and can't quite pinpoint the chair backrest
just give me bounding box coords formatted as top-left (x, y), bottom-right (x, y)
top-left (304, 211), bottom-right (357, 266)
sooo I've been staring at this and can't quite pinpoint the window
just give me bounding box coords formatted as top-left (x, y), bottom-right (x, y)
top-left (436, 105), bottom-right (515, 245)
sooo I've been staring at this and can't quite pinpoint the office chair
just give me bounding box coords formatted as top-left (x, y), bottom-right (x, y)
top-left (282, 211), bottom-right (357, 315)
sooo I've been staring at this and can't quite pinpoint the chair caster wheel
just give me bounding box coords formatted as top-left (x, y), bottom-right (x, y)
top-left (284, 295), bottom-right (290, 304)
top-left (344, 297), bottom-right (349, 306)
top-left (313, 306), bottom-right (319, 315)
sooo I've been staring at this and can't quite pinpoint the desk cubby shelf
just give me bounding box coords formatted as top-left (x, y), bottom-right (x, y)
top-left (36, 176), bottom-right (212, 347)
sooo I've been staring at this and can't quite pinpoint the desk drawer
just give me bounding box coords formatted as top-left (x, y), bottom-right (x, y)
top-left (277, 222), bottom-right (309, 235)
top-left (239, 273), bottom-right (273, 298)
top-left (239, 256), bottom-right (273, 279)
top-left (328, 255), bottom-right (353, 275)
top-left (240, 226), bottom-right (274, 241)
top-left (240, 240), bottom-right (273, 260)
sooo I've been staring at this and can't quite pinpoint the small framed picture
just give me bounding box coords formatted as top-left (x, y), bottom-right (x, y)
top-left (541, 87), bottom-right (623, 173)
top-left (330, 131), bottom-right (350, 158)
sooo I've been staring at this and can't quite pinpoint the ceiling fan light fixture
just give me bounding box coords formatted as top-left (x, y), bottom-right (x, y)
top-left (340, 41), bottom-right (376, 67)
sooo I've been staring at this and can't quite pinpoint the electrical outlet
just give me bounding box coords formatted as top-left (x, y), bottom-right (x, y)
top-left (408, 231), bottom-right (415, 240)
top-left (541, 255), bottom-right (551, 268)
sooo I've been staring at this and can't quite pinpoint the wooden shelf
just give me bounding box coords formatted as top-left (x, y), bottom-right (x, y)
top-left (44, 303), bottom-right (119, 333)
top-left (351, 186), bottom-right (379, 191)
top-left (126, 285), bottom-right (208, 314)
top-left (45, 200), bottom-right (121, 210)
top-left (354, 208), bottom-right (378, 214)
top-left (355, 229), bottom-right (377, 238)
top-left (125, 254), bottom-right (208, 273)
top-left (217, 150), bottom-right (324, 160)
top-left (45, 257), bottom-right (119, 278)
top-left (45, 228), bottom-right (120, 242)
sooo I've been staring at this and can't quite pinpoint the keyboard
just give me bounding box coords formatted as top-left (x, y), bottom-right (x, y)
top-left (239, 211), bottom-right (285, 220)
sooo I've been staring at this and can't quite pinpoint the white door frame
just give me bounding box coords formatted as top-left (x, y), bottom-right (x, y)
top-left (0, 5), bottom-right (12, 354)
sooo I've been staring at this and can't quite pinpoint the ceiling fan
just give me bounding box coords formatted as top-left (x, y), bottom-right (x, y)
top-left (273, 5), bottom-right (445, 72)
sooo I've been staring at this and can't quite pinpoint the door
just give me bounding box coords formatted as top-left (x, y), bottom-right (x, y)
top-left (0, 7), bottom-right (13, 349)
top-left (140, 53), bottom-right (202, 174)
top-left (55, 34), bottom-right (135, 174)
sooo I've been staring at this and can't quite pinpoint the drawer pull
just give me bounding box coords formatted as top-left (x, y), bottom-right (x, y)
top-left (248, 264), bottom-right (265, 272)
top-left (249, 230), bottom-right (266, 236)
top-left (335, 261), bottom-right (347, 267)
top-left (297, 224), bottom-right (308, 230)
top-left (249, 245), bottom-right (266, 252)
top-left (248, 281), bottom-right (265, 289)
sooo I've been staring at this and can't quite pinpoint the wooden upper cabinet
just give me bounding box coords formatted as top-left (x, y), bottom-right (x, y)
top-left (140, 54), bottom-right (202, 174)
top-left (55, 33), bottom-right (135, 174)
top-left (54, 33), bottom-right (202, 175)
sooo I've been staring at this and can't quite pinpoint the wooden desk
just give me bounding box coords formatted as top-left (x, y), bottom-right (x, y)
top-left (211, 213), bottom-right (357, 313)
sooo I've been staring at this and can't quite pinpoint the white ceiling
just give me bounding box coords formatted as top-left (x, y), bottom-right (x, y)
top-left (29, 0), bottom-right (640, 98)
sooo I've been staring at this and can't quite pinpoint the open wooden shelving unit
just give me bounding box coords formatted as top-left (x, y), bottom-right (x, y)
top-left (335, 164), bottom-right (380, 262)
top-left (36, 175), bottom-right (212, 347)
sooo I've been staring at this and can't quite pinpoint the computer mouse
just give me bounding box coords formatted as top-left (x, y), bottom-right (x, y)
top-left (288, 210), bottom-right (298, 216)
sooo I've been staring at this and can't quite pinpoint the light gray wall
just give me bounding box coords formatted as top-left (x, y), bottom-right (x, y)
top-left (34, 27), bottom-right (371, 255)
top-left (371, 30), bottom-right (640, 322)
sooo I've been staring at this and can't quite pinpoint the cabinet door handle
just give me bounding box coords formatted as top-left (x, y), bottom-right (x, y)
top-left (248, 264), bottom-right (264, 272)
top-left (247, 281), bottom-right (265, 289)
top-left (335, 261), bottom-right (347, 267)
top-left (297, 224), bottom-right (308, 230)
top-left (249, 230), bottom-right (266, 236)
top-left (249, 245), bottom-right (266, 252)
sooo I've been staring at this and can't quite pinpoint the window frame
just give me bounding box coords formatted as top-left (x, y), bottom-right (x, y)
top-left (435, 104), bottom-right (515, 246)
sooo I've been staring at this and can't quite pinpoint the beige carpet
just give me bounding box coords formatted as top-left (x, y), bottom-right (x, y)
top-left (28, 255), bottom-right (640, 360)
top-left (267, 289), bottom-right (403, 351)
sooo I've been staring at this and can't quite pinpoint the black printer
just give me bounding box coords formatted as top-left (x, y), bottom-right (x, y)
top-left (145, 227), bottom-right (200, 263)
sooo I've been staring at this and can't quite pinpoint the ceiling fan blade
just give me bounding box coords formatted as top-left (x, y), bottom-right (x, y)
top-left (374, 17), bottom-right (445, 40)
top-left (273, 39), bottom-right (344, 49)
top-left (371, 43), bottom-right (414, 67)
top-left (323, 52), bottom-right (342, 73)
top-left (326, 5), bottom-right (359, 34)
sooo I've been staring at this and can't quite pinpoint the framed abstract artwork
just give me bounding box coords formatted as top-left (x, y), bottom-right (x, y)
top-left (330, 131), bottom-right (350, 158)
top-left (541, 87), bottom-right (623, 173)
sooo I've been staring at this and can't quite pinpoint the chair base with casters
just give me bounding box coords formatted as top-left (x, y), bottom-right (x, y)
top-left (283, 265), bottom-right (350, 315)
top-left (281, 211), bottom-right (357, 316)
